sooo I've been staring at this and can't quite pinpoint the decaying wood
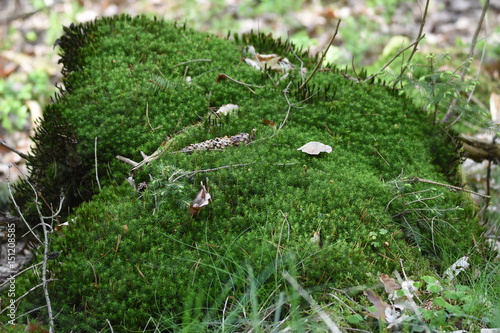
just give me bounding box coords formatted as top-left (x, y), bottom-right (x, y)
top-left (458, 134), bottom-right (500, 163)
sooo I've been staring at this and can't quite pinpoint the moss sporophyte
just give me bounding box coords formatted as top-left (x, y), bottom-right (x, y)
top-left (5, 15), bottom-right (488, 331)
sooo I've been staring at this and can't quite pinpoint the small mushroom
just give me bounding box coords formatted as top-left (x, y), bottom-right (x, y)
top-left (297, 142), bottom-right (332, 155)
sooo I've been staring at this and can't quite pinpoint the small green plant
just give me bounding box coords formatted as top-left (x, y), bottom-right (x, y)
top-left (368, 228), bottom-right (389, 248)
top-left (357, 263), bottom-right (499, 333)
top-left (0, 70), bottom-right (52, 132)
top-left (385, 173), bottom-right (479, 262)
top-left (408, 276), bottom-right (494, 332)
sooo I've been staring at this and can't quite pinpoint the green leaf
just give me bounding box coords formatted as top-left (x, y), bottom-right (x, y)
top-left (422, 276), bottom-right (437, 283)
top-left (433, 296), bottom-right (448, 307)
top-left (412, 281), bottom-right (423, 289)
top-left (428, 283), bottom-right (443, 293)
top-left (422, 309), bottom-right (436, 320)
top-left (346, 314), bottom-right (364, 324)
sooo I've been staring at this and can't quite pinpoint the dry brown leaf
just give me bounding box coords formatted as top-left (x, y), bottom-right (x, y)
top-left (244, 49), bottom-right (294, 72)
top-left (297, 141), bottom-right (332, 155)
top-left (261, 118), bottom-right (276, 128)
top-left (364, 289), bottom-right (391, 321)
top-left (216, 73), bottom-right (228, 82)
top-left (189, 182), bottom-right (211, 216)
top-left (380, 273), bottom-right (401, 295)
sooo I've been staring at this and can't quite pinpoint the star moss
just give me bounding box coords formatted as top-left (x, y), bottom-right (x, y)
top-left (8, 14), bottom-right (486, 330)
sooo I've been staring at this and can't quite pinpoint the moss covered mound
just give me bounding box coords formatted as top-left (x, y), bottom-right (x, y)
top-left (8, 15), bottom-right (485, 330)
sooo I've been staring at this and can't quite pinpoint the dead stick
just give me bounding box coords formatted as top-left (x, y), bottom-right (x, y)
top-left (0, 138), bottom-right (29, 160)
top-left (411, 176), bottom-right (490, 198)
top-left (299, 19), bottom-right (341, 90)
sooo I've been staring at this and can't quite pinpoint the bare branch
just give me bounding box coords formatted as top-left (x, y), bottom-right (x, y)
top-left (171, 162), bottom-right (297, 183)
top-left (411, 176), bottom-right (490, 198)
top-left (393, 0), bottom-right (430, 88)
top-left (116, 155), bottom-right (139, 167)
top-left (0, 138), bottom-right (29, 160)
top-left (299, 19), bottom-right (341, 90)
top-left (7, 166), bottom-right (42, 244)
top-left (216, 73), bottom-right (264, 93)
top-left (0, 279), bottom-right (57, 316)
top-left (363, 36), bottom-right (425, 84)
top-left (441, 0), bottom-right (489, 124)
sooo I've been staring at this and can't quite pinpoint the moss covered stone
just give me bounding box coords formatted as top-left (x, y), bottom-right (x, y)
top-left (7, 15), bottom-right (486, 330)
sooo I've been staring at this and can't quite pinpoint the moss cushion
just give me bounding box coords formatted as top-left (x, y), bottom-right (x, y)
top-left (7, 15), bottom-right (485, 331)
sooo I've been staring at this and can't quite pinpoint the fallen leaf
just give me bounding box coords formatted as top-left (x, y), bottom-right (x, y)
top-left (244, 58), bottom-right (261, 71)
top-left (297, 141), bottom-right (332, 155)
top-left (261, 118), bottom-right (276, 128)
top-left (189, 182), bottom-right (211, 216)
top-left (364, 289), bottom-right (391, 321)
top-left (380, 273), bottom-right (401, 295)
top-left (243, 48), bottom-right (295, 72)
top-left (443, 256), bottom-right (469, 281)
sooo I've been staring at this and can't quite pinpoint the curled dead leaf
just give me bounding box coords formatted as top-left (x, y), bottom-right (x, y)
top-left (297, 141), bottom-right (332, 155)
top-left (261, 118), bottom-right (276, 128)
top-left (380, 273), bottom-right (401, 295)
top-left (243, 47), bottom-right (295, 72)
top-left (443, 256), bottom-right (469, 281)
top-left (364, 289), bottom-right (391, 321)
top-left (189, 181), bottom-right (211, 216)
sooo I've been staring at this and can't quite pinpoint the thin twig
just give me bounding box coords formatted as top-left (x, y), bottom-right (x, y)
top-left (7, 166), bottom-right (42, 244)
top-left (0, 262), bottom-right (43, 290)
top-left (216, 73), bottom-right (264, 92)
top-left (363, 36), bottom-right (425, 84)
top-left (393, 0), bottom-right (430, 89)
top-left (299, 19), bottom-right (341, 90)
top-left (10, 164), bottom-right (63, 333)
top-left (268, 82), bottom-right (322, 140)
top-left (106, 319), bottom-right (115, 333)
top-left (0, 280), bottom-right (57, 316)
top-left (171, 162), bottom-right (297, 182)
top-left (171, 59), bottom-right (212, 67)
top-left (0, 138), bottom-right (29, 160)
top-left (411, 176), bottom-right (490, 198)
top-left (171, 163), bottom-right (256, 182)
top-left (373, 147), bottom-right (390, 166)
top-left (116, 155), bottom-right (139, 167)
top-left (94, 137), bottom-right (101, 191)
top-left (441, 0), bottom-right (489, 124)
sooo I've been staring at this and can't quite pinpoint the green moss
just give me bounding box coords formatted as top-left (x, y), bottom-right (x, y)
top-left (6, 14), bottom-right (488, 330)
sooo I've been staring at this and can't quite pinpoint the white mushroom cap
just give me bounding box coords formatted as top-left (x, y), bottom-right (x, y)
top-left (297, 142), bottom-right (332, 155)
